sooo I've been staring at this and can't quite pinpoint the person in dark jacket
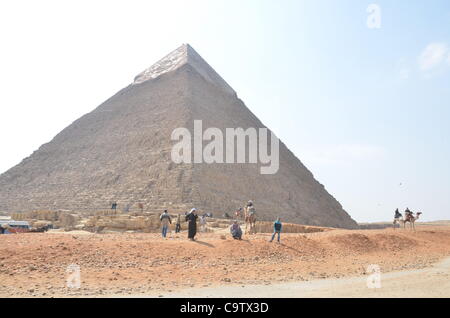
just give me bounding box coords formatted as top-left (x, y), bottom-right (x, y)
top-left (270, 217), bottom-right (282, 243)
top-left (394, 208), bottom-right (402, 219)
top-left (175, 214), bottom-right (182, 233)
top-left (230, 221), bottom-right (243, 240)
top-left (185, 208), bottom-right (198, 241)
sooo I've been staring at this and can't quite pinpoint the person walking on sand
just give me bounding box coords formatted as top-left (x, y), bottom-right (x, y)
top-left (270, 217), bottom-right (282, 243)
top-left (160, 210), bottom-right (172, 238)
top-left (175, 214), bottom-right (182, 233)
top-left (185, 208), bottom-right (198, 241)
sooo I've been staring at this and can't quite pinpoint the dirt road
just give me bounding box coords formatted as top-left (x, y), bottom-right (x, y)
top-left (150, 257), bottom-right (450, 298)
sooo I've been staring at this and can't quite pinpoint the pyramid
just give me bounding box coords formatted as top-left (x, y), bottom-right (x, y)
top-left (0, 44), bottom-right (357, 229)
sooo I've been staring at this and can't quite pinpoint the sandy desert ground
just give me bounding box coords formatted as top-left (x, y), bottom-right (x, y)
top-left (1, 223), bottom-right (450, 298)
top-left (154, 257), bottom-right (450, 298)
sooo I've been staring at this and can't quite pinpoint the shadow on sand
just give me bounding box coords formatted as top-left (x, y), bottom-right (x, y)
top-left (193, 240), bottom-right (215, 248)
top-left (278, 242), bottom-right (303, 255)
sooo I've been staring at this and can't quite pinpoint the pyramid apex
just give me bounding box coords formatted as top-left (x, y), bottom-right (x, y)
top-left (133, 44), bottom-right (236, 95)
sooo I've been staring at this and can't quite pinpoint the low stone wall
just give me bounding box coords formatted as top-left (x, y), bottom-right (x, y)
top-left (83, 214), bottom-right (190, 233)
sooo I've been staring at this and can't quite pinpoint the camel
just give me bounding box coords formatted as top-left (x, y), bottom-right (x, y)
top-left (404, 212), bottom-right (422, 231)
top-left (393, 215), bottom-right (405, 229)
top-left (244, 203), bottom-right (257, 234)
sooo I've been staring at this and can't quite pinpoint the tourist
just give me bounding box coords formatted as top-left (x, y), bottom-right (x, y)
top-left (200, 215), bottom-right (207, 232)
top-left (246, 200), bottom-right (256, 215)
top-left (270, 217), bottom-right (282, 243)
top-left (2, 224), bottom-right (10, 234)
top-left (235, 208), bottom-right (243, 219)
top-left (160, 210), bottom-right (172, 238)
top-left (185, 208), bottom-right (198, 241)
top-left (175, 214), bottom-right (182, 233)
top-left (230, 221), bottom-right (242, 240)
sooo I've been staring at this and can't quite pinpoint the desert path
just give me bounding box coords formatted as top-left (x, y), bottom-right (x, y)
top-left (134, 257), bottom-right (450, 298)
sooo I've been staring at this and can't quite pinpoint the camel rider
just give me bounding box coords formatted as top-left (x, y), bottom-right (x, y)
top-left (405, 208), bottom-right (414, 221)
top-left (246, 200), bottom-right (256, 216)
top-left (394, 208), bottom-right (402, 219)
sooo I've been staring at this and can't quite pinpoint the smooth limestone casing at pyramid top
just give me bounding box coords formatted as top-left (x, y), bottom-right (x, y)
top-left (0, 44), bottom-right (358, 229)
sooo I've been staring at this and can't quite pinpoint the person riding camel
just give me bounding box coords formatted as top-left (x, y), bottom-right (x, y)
top-left (246, 200), bottom-right (256, 216)
top-left (394, 208), bottom-right (402, 219)
top-left (404, 207), bottom-right (413, 221)
top-left (244, 200), bottom-right (257, 234)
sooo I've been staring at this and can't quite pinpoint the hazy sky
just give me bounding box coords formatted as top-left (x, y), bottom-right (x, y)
top-left (0, 0), bottom-right (449, 222)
